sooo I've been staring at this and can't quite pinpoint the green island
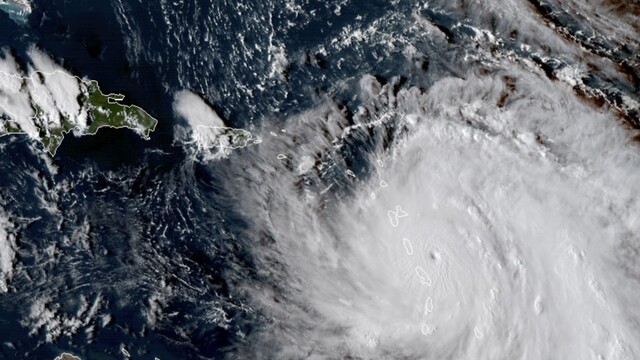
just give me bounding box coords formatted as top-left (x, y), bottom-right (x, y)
top-left (0, 72), bottom-right (158, 156)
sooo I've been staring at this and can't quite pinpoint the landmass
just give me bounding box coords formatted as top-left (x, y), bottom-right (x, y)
top-left (186, 125), bottom-right (256, 160)
top-left (173, 90), bottom-right (256, 160)
top-left (191, 125), bottom-right (254, 150)
top-left (0, 48), bottom-right (158, 156)
top-left (0, 0), bottom-right (32, 24)
top-left (53, 353), bottom-right (80, 360)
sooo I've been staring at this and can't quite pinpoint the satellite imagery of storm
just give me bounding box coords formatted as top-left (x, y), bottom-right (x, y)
top-left (0, 0), bottom-right (639, 359)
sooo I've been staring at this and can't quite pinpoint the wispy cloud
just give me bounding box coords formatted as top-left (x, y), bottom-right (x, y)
top-left (0, 206), bottom-right (16, 293)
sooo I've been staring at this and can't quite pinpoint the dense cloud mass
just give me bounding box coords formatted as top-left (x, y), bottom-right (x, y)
top-left (173, 90), bottom-right (257, 160)
top-left (0, 45), bottom-right (157, 155)
top-left (0, 47), bottom-right (85, 136)
top-left (222, 66), bottom-right (640, 358)
top-left (0, 0), bottom-right (638, 358)
top-left (106, 0), bottom-right (640, 357)
top-left (200, 0), bottom-right (640, 358)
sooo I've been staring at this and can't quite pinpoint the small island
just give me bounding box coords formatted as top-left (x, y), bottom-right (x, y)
top-left (53, 353), bottom-right (80, 360)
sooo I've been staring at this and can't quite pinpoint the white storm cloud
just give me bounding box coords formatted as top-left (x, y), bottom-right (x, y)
top-left (0, 49), bottom-right (36, 136)
top-left (173, 90), bottom-right (225, 129)
top-left (173, 90), bottom-right (254, 160)
top-left (221, 67), bottom-right (640, 359)
top-left (0, 46), bottom-right (87, 137)
top-left (27, 47), bottom-right (82, 128)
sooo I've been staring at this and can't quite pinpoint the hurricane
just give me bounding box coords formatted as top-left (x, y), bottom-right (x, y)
top-left (217, 68), bottom-right (640, 359)
top-left (0, 0), bottom-right (638, 359)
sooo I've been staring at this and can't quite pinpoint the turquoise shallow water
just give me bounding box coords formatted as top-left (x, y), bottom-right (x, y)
top-left (0, 2), bottom-right (29, 24)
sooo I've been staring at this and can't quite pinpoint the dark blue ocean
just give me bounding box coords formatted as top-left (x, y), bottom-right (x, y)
top-left (0, 0), bottom-right (638, 359)
top-left (0, 1), bottom-right (427, 358)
